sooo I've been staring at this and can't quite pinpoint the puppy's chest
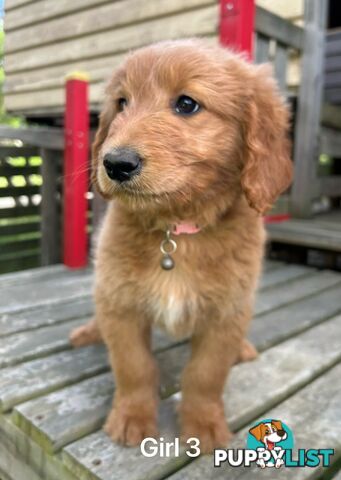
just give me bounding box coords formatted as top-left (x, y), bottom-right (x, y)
top-left (146, 273), bottom-right (197, 337)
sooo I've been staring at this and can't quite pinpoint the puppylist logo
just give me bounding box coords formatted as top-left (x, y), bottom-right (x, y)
top-left (214, 418), bottom-right (334, 469)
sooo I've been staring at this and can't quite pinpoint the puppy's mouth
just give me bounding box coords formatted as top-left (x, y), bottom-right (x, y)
top-left (112, 179), bottom-right (166, 200)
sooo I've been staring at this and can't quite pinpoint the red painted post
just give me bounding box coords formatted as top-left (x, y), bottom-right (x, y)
top-left (63, 72), bottom-right (89, 268)
top-left (219, 0), bottom-right (255, 60)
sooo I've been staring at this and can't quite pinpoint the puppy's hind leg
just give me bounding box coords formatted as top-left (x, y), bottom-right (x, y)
top-left (236, 338), bottom-right (258, 363)
top-left (70, 319), bottom-right (103, 347)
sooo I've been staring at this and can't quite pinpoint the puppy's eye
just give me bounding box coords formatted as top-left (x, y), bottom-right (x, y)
top-left (117, 97), bottom-right (128, 112)
top-left (174, 95), bottom-right (200, 115)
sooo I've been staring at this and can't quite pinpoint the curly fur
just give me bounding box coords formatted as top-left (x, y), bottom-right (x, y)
top-left (71, 39), bottom-right (292, 453)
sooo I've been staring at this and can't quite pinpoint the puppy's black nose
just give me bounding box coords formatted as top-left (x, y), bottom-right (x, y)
top-left (277, 429), bottom-right (286, 437)
top-left (103, 147), bottom-right (142, 182)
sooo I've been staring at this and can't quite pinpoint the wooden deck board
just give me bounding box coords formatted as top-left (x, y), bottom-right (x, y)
top-left (0, 272), bottom-right (93, 315)
top-left (250, 281), bottom-right (341, 351)
top-left (0, 414), bottom-right (77, 480)
top-left (10, 302), bottom-right (340, 456)
top-left (255, 270), bottom-right (341, 316)
top-left (0, 264), bottom-right (66, 287)
top-left (259, 264), bottom-right (313, 290)
top-left (268, 210), bottom-right (341, 252)
top-left (0, 318), bottom-right (85, 368)
top-left (11, 342), bottom-right (191, 454)
top-left (0, 297), bottom-right (93, 337)
top-left (0, 260), bottom-right (340, 480)
top-left (0, 345), bottom-right (109, 412)
top-left (168, 363), bottom-right (341, 480)
top-left (62, 315), bottom-right (341, 480)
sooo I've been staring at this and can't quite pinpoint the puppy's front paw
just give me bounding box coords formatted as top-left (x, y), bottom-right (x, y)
top-left (180, 403), bottom-right (231, 454)
top-left (104, 407), bottom-right (158, 446)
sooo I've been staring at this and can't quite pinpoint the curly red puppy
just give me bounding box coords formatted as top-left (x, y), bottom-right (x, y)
top-left (71, 39), bottom-right (292, 453)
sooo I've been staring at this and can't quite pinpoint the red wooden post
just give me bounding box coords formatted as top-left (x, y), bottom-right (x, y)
top-left (219, 0), bottom-right (255, 60)
top-left (63, 72), bottom-right (89, 268)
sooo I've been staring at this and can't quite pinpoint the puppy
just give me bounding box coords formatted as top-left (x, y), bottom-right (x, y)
top-left (70, 39), bottom-right (292, 453)
top-left (249, 420), bottom-right (288, 450)
top-left (249, 420), bottom-right (288, 468)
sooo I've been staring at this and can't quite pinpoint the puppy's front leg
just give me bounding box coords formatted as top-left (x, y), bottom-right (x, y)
top-left (99, 309), bottom-right (159, 446)
top-left (180, 310), bottom-right (249, 454)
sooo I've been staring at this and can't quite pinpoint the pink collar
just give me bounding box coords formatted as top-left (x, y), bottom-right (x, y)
top-left (172, 222), bottom-right (201, 236)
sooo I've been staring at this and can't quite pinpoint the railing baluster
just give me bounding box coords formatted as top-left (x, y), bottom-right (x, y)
top-left (40, 148), bottom-right (61, 266)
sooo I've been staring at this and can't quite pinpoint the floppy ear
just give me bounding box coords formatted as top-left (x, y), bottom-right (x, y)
top-left (241, 65), bottom-right (293, 215)
top-left (272, 420), bottom-right (283, 431)
top-left (91, 100), bottom-right (115, 192)
top-left (249, 423), bottom-right (264, 441)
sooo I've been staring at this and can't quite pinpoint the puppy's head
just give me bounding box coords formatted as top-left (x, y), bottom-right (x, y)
top-left (249, 420), bottom-right (287, 446)
top-left (93, 39), bottom-right (292, 216)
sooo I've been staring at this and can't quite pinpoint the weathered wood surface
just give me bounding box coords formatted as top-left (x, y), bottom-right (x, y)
top-left (268, 213), bottom-right (341, 251)
top-left (0, 260), bottom-right (340, 480)
top-left (274, 43), bottom-right (289, 92)
top-left (0, 318), bottom-right (85, 368)
top-left (40, 148), bottom-right (61, 265)
top-left (169, 363), bottom-right (341, 480)
top-left (5, 3), bottom-right (303, 56)
top-left (259, 264), bottom-right (311, 290)
top-left (6, 0), bottom-right (217, 53)
top-left (250, 282), bottom-right (341, 351)
top-left (0, 346), bottom-right (108, 412)
top-left (3, 1), bottom-right (303, 115)
top-left (5, 6), bottom-right (217, 73)
top-left (12, 339), bottom-right (188, 454)
top-left (0, 264), bottom-right (65, 287)
top-left (256, 6), bottom-right (303, 51)
top-left (11, 306), bottom-right (341, 456)
top-left (291, 0), bottom-right (328, 218)
top-left (0, 270), bottom-right (92, 314)
top-left (255, 34), bottom-right (270, 64)
top-left (62, 315), bottom-right (341, 480)
top-left (0, 414), bottom-right (77, 480)
top-left (255, 270), bottom-right (341, 316)
top-left (0, 297), bottom-right (93, 337)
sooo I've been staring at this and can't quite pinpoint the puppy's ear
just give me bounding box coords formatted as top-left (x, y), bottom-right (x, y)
top-left (272, 420), bottom-right (283, 431)
top-left (91, 97), bottom-right (117, 197)
top-left (241, 65), bottom-right (293, 215)
top-left (91, 100), bottom-right (114, 177)
top-left (249, 423), bottom-right (264, 441)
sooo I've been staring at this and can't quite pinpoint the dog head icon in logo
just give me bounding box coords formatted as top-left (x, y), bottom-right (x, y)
top-left (250, 420), bottom-right (287, 450)
top-left (247, 419), bottom-right (293, 468)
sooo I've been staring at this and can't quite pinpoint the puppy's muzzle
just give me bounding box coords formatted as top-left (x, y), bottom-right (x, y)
top-left (103, 147), bottom-right (142, 182)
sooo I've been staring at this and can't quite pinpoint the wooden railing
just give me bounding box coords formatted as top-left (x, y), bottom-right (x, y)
top-left (0, 128), bottom-right (65, 271)
top-left (0, 126), bottom-right (103, 272)
top-left (255, 6), bottom-right (303, 93)
top-left (0, 144), bottom-right (42, 273)
top-left (256, 0), bottom-right (341, 218)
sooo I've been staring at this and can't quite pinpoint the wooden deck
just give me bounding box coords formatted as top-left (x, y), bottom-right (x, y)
top-left (268, 210), bottom-right (341, 252)
top-left (0, 261), bottom-right (340, 480)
